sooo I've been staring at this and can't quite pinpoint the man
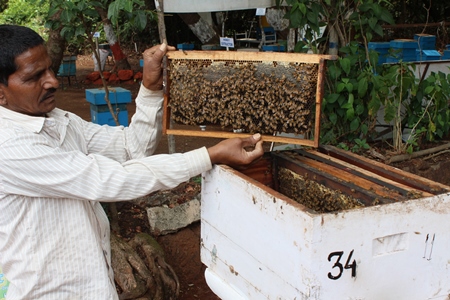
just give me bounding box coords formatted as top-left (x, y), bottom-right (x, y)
top-left (0, 24), bottom-right (263, 299)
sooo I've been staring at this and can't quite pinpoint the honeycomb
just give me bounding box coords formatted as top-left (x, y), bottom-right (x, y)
top-left (278, 167), bottom-right (365, 213)
top-left (167, 56), bottom-right (318, 135)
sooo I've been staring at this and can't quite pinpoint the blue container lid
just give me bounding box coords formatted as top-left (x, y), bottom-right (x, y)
top-left (85, 87), bottom-right (132, 105)
top-left (390, 39), bottom-right (418, 49)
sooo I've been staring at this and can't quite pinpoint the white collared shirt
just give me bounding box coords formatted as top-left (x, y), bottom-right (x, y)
top-left (0, 86), bottom-right (212, 299)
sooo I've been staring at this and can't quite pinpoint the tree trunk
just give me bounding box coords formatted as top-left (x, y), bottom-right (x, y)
top-left (45, 9), bottom-right (66, 74)
top-left (177, 13), bottom-right (221, 44)
top-left (95, 7), bottom-right (131, 70)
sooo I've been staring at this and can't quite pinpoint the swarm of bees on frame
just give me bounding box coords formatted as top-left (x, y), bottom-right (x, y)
top-left (277, 167), bottom-right (365, 213)
top-left (167, 58), bottom-right (318, 134)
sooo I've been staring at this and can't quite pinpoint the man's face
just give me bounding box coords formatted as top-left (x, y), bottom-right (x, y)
top-left (0, 44), bottom-right (59, 116)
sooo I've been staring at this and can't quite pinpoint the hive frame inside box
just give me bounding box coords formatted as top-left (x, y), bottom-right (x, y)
top-left (163, 51), bottom-right (336, 147)
top-left (201, 145), bottom-right (450, 299)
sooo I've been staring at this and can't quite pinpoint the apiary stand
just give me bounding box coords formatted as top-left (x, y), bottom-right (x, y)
top-left (200, 147), bottom-right (450, 299)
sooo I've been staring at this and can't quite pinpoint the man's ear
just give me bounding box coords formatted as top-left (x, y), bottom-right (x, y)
top-left (0, 85), bottom-right (6, 105)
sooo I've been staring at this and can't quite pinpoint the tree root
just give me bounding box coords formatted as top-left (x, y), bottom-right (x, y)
top-left (111, 233), bottom-right (180, 300)
top-left (387, 142), bottom-right (450, 164)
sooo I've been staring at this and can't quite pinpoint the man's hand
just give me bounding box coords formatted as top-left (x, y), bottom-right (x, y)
top-left (207, 133), bottom-right (264, 168)
top-left (142, 43), bottom-right (176, 91)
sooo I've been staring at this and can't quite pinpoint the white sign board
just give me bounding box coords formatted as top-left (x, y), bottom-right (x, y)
top-left (256, 8), bottom-right (266, 16)
top-left (220, 37), bottom-right (234, 48)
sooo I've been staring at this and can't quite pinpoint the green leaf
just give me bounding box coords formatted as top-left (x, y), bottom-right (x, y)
top-left (342, 102), bottom-right (353, 109)
top-left (358, 3), bottom-right (372, 12)
top-left (358, 77), bottom-right (368, 96)
top-left (350, 117), bottom-right (359, 131)
top-left (424, 86), bottom-right (434, 94)
top-left (373, 24), bottom-right (384, 37)
top-left (337, 82), bottom-right (346, 93)
top-left (368, 17), bottom-right (377, 30)
top-left (361, 123), bottom-right (368, 135)
top-left (384, 105), bottom-right (396, 122)
top-left (380, 10), bottom-right (395, 24)
top-left (329, 112), bottom-right (338, 125)
top-left (135, 11), bottom-right (148, 31)
top-left (355, 103), bottom-right (365, 115)
top-left (340, 58), bottom-right (351, 75)
top-left (299, 3), bottom-right (307, 15)
top-left (326, 93), bottom-right (340, 104)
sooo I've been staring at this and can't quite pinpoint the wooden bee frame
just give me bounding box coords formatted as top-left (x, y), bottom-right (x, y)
top-left (163, 51), bottom-right (336, 147)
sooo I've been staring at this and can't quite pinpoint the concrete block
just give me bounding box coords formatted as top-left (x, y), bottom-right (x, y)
top-left (146, 196), bottom-right (201, 235)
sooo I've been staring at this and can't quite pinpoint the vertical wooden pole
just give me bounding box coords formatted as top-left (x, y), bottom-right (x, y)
top-left (155, 0), bottom-right (176, 154)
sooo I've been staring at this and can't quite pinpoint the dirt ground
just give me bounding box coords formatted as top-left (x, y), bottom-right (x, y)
top-left (55, 54), bottom-right (450, 299)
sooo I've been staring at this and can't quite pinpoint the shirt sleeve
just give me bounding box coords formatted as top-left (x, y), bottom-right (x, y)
top-left (0, 85), bottom-right (213, 202)
top-left (0, 133), bottom-right (212, 201)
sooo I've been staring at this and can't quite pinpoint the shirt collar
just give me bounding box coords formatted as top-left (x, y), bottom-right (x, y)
top-left (0, 106), bottom-right (69, 133)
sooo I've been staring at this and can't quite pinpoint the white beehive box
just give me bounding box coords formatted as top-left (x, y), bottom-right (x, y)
top-left (200, 147), bottom-right (450, 300)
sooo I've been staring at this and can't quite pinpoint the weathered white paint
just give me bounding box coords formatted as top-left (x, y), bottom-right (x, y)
top-left (201, 164), bottom-right (450, 299)
top-left (162, 0), bottom-right (277, 13)
top-left (104, 23), bottom-right (117, 45)
top-left (188, 18), bottom-right (217, 44)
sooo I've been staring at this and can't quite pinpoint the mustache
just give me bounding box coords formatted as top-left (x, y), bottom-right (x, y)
top-left (40, 88), bottom-right (57, 102)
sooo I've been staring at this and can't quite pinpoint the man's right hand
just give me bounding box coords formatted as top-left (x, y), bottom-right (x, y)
top-left (141, 43), bottom-right (176, 91)
top-left (207, 133), bottom-right (264, 168)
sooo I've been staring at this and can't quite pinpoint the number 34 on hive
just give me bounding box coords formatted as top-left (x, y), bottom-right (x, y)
top-left (328, 250), bottom-right (357, 280)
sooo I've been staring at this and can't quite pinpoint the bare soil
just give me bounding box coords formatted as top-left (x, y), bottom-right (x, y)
top-left (56, 55), bottom-right (450, 300)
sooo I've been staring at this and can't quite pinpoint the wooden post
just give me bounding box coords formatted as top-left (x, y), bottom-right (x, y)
top-left (155, 0), bottom-right (176, 154)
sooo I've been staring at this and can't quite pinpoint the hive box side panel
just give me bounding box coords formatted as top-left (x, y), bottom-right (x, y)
top-left (314, 194), bottom-right (450, 299)
top-left (201, 164), bottom-right (450, 299)
top-left (201, 165), bottom-right (320, 298)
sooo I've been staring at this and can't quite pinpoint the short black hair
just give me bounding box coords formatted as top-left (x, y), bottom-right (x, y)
top-left (0, 25), bottom-right (45, 86)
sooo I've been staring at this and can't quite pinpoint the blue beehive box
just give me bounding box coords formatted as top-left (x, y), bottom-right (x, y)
top-left (262, 44), bottom-right (286, 52)
top-left (414, 34), bottom-right (436, 50)
top-left (57, 55), bottom-right (77, 76)
top-left (443, 50), bottom-right (450, 60)
top-left (368, 42), bottom-right (391, 64)
top-left (85, 87), bottom-right (131, 126)
top-left (389, 39), bottom-right (418, 62)
top-left (416, 50), bottom-right (441, 61)
top-left (177, 43), bottom-right (194, 50)
top-left (90, 103), bottom-right (129, 126)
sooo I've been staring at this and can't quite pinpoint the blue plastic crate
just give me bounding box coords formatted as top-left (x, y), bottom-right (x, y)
top-left (177, 43), bottom-right (194, 50)
top-left (90, 103), bottom-right (129, 126)
top-left (85, 87), bottom-right (131, 105)
top-left (416, 50), bottom-right (441, 61)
